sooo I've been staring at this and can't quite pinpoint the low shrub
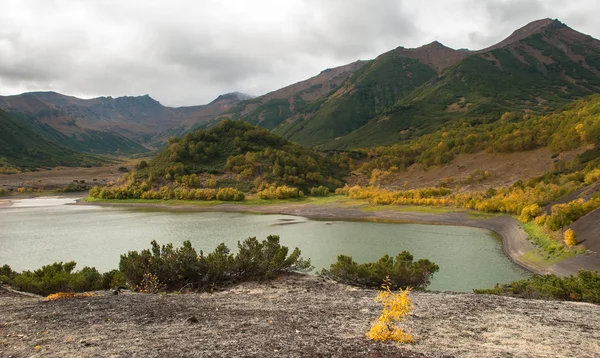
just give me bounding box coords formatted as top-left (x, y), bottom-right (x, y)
top-left (119, 236), bottom-right (312, 292)
top-left (309, 186), bottom-right (330, 197)
top-left (474, 270), bottom-right (600, 303)
top-left (366, 276), bottom-right (413, 343)
top-left (56, 183), bottom-right (90, 193)
top-left (257, 186), bottom-right (304, 199)
top-left (0, 264), bottom-right (16, 283)
top-left (215, 187), bottom-right (245, 201)
top-left (6, 262), bottom-right (108, 296)
top-left (320, 251), bottom-right (439, 290)
top-left (46, 292), bottom-right (95, 301)
top-left (564, 229), bottom-right (577, 247)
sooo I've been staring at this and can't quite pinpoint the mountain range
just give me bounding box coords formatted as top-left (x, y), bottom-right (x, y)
top-left (2, 18), bottom-right (600, 168)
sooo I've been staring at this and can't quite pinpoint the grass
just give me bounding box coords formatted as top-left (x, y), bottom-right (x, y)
top-left (520, 250), bottom-right (553, 267)
top-left (467, 211), bottom-right (505, 219)
top-left (521, 222), bottom-right (582, 262)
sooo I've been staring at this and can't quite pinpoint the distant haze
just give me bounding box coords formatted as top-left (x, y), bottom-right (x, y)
top-left (1, 0), bottom-right (600, 106)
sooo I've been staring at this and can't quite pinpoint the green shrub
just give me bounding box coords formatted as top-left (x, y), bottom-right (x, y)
top-left (320, 251), bottom-right (439, 290)
top-left (0, 264), bottom-right (16, 283)
top-left (119, 236), bottom-right (312, 292)
top-left (235, 235), bottom-right (313, 279)
top-left (56, 183), bottom-right (91, 193)
top-left (102, 269), bottom-right (127, 289)
top-left (7, 262), bottom-right (106, 296)
top-left (474, 270), bottom-right (600, 303)
top-left (136, 160), bottom-right (149, 170)
top-left (309, 186), bottom-right (330, 197)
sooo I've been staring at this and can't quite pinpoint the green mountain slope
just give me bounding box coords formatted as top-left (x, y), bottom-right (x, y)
top-left (282, 53), bottom-right (438, 146)
top-left (229, 19), bottom-right (600, 149)
top-left (332, 20), bottom-right (600, 149)
top-left (0, 110), bottom-right (104, 170)
top-left (221, 61), bottom-right (366, 130)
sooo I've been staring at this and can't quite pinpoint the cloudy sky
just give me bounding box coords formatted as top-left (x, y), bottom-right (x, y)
top-left (1, 0), bottom-right (599, 107)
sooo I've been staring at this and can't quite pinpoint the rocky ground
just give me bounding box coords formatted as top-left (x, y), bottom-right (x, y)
top-left (1, 274), bottom-right (598, 358)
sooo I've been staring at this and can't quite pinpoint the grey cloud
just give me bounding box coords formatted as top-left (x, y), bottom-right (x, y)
top-left (0, 1), bottom-right (599, 106)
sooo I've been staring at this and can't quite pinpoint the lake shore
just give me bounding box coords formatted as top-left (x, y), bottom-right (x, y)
top-left (1, 273), bottom-right (598, 358)
top-left (79, 198), bottom-right (600, 277)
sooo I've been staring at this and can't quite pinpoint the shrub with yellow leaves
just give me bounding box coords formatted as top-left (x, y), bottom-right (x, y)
top-left (46, 292), bottom-right (95, 301)
top-left (564, 229), bottom-right (577, 247)
top-left (366, 276), bottom-right (413, 343)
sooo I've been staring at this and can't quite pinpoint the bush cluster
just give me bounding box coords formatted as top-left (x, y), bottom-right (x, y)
top-left (545, 197), bottom-right (600, 231)
top-left (0, 262), bottom-right (125, 296)
top-left (474, 270), bottom-right (600, 303)
top-left (309, 186), bottom-right (330, 196)
top-left (90, 185), bottom-right (245, 202)
top-left (257, 185), bottom-right (304, 199)
top-left (320, 251), bottom-right (439, 290)
top-left (119, 236), bottom-right (312, 291)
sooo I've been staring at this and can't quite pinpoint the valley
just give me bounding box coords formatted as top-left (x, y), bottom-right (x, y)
top-left (2, 15), bottom-right (600, 358)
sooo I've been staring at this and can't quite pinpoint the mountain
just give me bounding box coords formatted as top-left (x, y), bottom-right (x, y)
top-left (0, 91), bottom-right (251, 154)
top-left (222, 61), bottom-right (366, 130)
top-left (3, 18), bottom-right (600, 161)
top-left (229, 19), bottom-right (600, 149)
top-left (0, 109), bottom-right (104, 170)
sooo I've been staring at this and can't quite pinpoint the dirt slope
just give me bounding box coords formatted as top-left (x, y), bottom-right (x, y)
top-left (569, 207), bottom-right (600, 253)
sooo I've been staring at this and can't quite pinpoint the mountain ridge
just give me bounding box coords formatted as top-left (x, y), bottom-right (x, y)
top-left (2, 18), bottom-right (600, 165)
top-left (258, 17), bottom-right (600, 148)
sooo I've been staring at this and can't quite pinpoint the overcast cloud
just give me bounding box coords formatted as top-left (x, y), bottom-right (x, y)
top-left (1, 0), bottom-right (599, 106)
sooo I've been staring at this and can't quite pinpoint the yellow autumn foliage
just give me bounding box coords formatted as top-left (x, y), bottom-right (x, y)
top-left (366, 276), bottom-right (413, 343)
top-left (564, 229), bottom-right (577, 247)
top-left (46, 292), bottom-right (95, 301)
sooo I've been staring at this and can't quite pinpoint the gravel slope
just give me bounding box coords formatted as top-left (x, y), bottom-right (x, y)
top-left (1, 274), bottom-right (598, 358)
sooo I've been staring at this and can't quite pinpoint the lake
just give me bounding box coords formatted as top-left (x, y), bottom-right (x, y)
top-left (0, 197), bottom-right (530, 291)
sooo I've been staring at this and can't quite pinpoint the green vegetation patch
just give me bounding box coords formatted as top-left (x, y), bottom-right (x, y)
top-left (522, 222), bottom-right (580, 262)
top-left (320, 251), bottom-right (439, 290)
top-left (475, 269), bottom-right (600, 303)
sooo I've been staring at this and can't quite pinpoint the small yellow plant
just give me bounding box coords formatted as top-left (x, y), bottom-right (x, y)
top-left (564, 229), bottom-right (577, 247)
top-left (46, 292), bottom-right (95, 301)
top-left (366, 275), bottom-right (413, 343)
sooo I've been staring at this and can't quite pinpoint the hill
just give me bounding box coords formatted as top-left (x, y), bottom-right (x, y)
top-left (0, 109), bottom-right (104, 171)
top-left (135, 120), bottom-right (347, 191)
top-left (227, 19), bottom-right (600, 149)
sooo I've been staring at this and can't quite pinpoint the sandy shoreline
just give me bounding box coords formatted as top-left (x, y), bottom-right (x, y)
top-left (78, 199), bottom-right (600, 277)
